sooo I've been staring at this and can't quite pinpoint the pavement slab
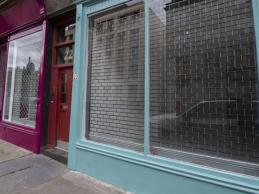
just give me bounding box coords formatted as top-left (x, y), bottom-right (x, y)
top-left (0, 154), bottom-right (68, 193)
top-left (11, 172), bottom-right (131, 194)
top-left (0, 140), bottom-right (31, 163)
top-left (0, 140), bottom-right (131, 194)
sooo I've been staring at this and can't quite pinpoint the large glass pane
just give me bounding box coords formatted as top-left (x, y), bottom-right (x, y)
top-left (86, 3), bottom-right (145, 151)
top-left (58, 23), bottom-right (76, 43)
top-left (150, 0), bottom-right (259, 174)
top-left (3, 31), bottom-right (43, 127)
top-left (57, 45), bottom-right (74, 65)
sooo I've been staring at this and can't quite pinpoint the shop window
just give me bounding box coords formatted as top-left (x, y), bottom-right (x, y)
top-left (3, 31), bottom-right (43, 127)
top-left (150, 0), bottom-right (259, 169)
top-left (86, 4), bottom-right (145, 151)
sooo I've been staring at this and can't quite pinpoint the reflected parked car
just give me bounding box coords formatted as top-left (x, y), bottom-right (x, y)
top-left (151, 100), bottom-right (259, 140)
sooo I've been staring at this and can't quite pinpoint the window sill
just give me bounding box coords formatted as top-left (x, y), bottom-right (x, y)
top-left (0, 120), bottom-right (36, 134)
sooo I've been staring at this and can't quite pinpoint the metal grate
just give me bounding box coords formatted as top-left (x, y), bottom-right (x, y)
top-left (86, 4), bottom-right (145, 151)
top-left (12, 58), bottom-right (39, 122)
top-left (150, 0), bottom-right (259, 168)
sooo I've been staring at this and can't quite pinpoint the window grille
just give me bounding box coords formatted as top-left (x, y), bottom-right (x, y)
top-left (150, 0), bottom-right (259, 175)
top-left (86, 4), bottom-right (145, 151)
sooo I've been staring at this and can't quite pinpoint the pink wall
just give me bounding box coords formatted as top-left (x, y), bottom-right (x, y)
top-left (0, 0), bottom-right (47, 153)
top-left (0, 0), bottom-right (45, 38)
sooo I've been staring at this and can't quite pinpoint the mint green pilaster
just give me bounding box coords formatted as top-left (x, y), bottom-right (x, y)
top-left (68, 3), bottom-right (84, 170)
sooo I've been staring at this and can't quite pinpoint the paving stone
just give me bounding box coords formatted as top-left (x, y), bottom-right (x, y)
top-left (0, 140), bottom-right (31, 163)
top-left (62, 172), bottom-right (131, 194)
top-left (0, 140), bottom-right (130, 194)
top-left (0, 154), bottom-right (49, 177)
top-left (10, 172), bottom-right (131, 194)
top-left (0, 154), bottom-right (68, 194)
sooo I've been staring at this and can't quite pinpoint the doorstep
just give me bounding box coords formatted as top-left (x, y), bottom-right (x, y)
top-left (41, 146), bottom-right (68, 164)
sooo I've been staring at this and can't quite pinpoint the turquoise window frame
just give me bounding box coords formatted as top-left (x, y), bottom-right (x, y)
top-left (68, 0), bottom-right (259, 193)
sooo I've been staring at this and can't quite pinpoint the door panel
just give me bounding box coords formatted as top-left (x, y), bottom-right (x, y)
top-left (47, 68), bottom-right (59, 146)
top-left (57, 67), bottom-right (73, 142)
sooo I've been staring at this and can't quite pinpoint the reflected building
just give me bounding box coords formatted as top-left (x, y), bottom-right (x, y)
top-left (86, 4), bottom-right (146, 149)
top-left (12, 57), bottom-right (39, 125)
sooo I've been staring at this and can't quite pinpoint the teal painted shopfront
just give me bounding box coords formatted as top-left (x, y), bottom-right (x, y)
top-left (68, 0), bottom-right (259, 193)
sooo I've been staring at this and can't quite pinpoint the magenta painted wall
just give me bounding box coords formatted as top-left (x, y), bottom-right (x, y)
top-left (0, 43), bottom-right (7, 119)
top-left (0, 0), bottom-right (47, 153)
top-left (0, 0), bottom-right (45, 38)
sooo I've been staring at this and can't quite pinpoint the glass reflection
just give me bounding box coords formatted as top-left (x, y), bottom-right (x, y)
top-left (3, 31), bottom-right (43, 127)
top-left (58, 24), bottom-right (76, 42)
top-left (57, 45), bottom-right (74, 65)
top-left (150, 0), bottom-right (259, 164)
top-left (86, 4), bottom-right (145, 151)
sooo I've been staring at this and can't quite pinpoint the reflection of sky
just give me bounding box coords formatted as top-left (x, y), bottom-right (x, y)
top-left (150, 0), bottom-right (171, 25)
top-left (16, 44), bottom-right (42, 70)
top-left (125, 0), bottom-right (171, 25)
top-left (7, 31), bottom-right (43, 71)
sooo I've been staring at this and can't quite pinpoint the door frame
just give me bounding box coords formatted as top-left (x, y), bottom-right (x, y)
top-left (47, 13), bottom-right (75, 148)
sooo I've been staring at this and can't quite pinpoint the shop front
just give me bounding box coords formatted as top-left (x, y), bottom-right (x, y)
top-left (68, 0), bottom-right (259, 193)
top-left (0, 0), bottom-right (47, 153)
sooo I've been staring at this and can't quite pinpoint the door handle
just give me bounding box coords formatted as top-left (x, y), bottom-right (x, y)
top-left (60, 105), bottom-right (68, 110)
top-left (50, 91), bottom-right (55, 104)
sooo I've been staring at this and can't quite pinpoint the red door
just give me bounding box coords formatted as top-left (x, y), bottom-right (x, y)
top-left (57, 67), bottom-right (73, 142)
top-left (47, 16), bottom-right (75, 148)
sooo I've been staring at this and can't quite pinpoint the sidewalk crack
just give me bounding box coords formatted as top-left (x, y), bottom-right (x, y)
top-left (0, 166), bottom-right (31, 178)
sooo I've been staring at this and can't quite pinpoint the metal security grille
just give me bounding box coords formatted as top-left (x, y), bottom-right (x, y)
top-left (87, 4), bottom-right (145, 151)
top-left (150, 0), bottom-right (259, 171)
top-left (12, 59), bottom-right (39, 123)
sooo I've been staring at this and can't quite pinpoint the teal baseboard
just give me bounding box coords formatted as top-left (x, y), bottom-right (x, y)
top-left (68, 141), bottom-right (259, 194)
